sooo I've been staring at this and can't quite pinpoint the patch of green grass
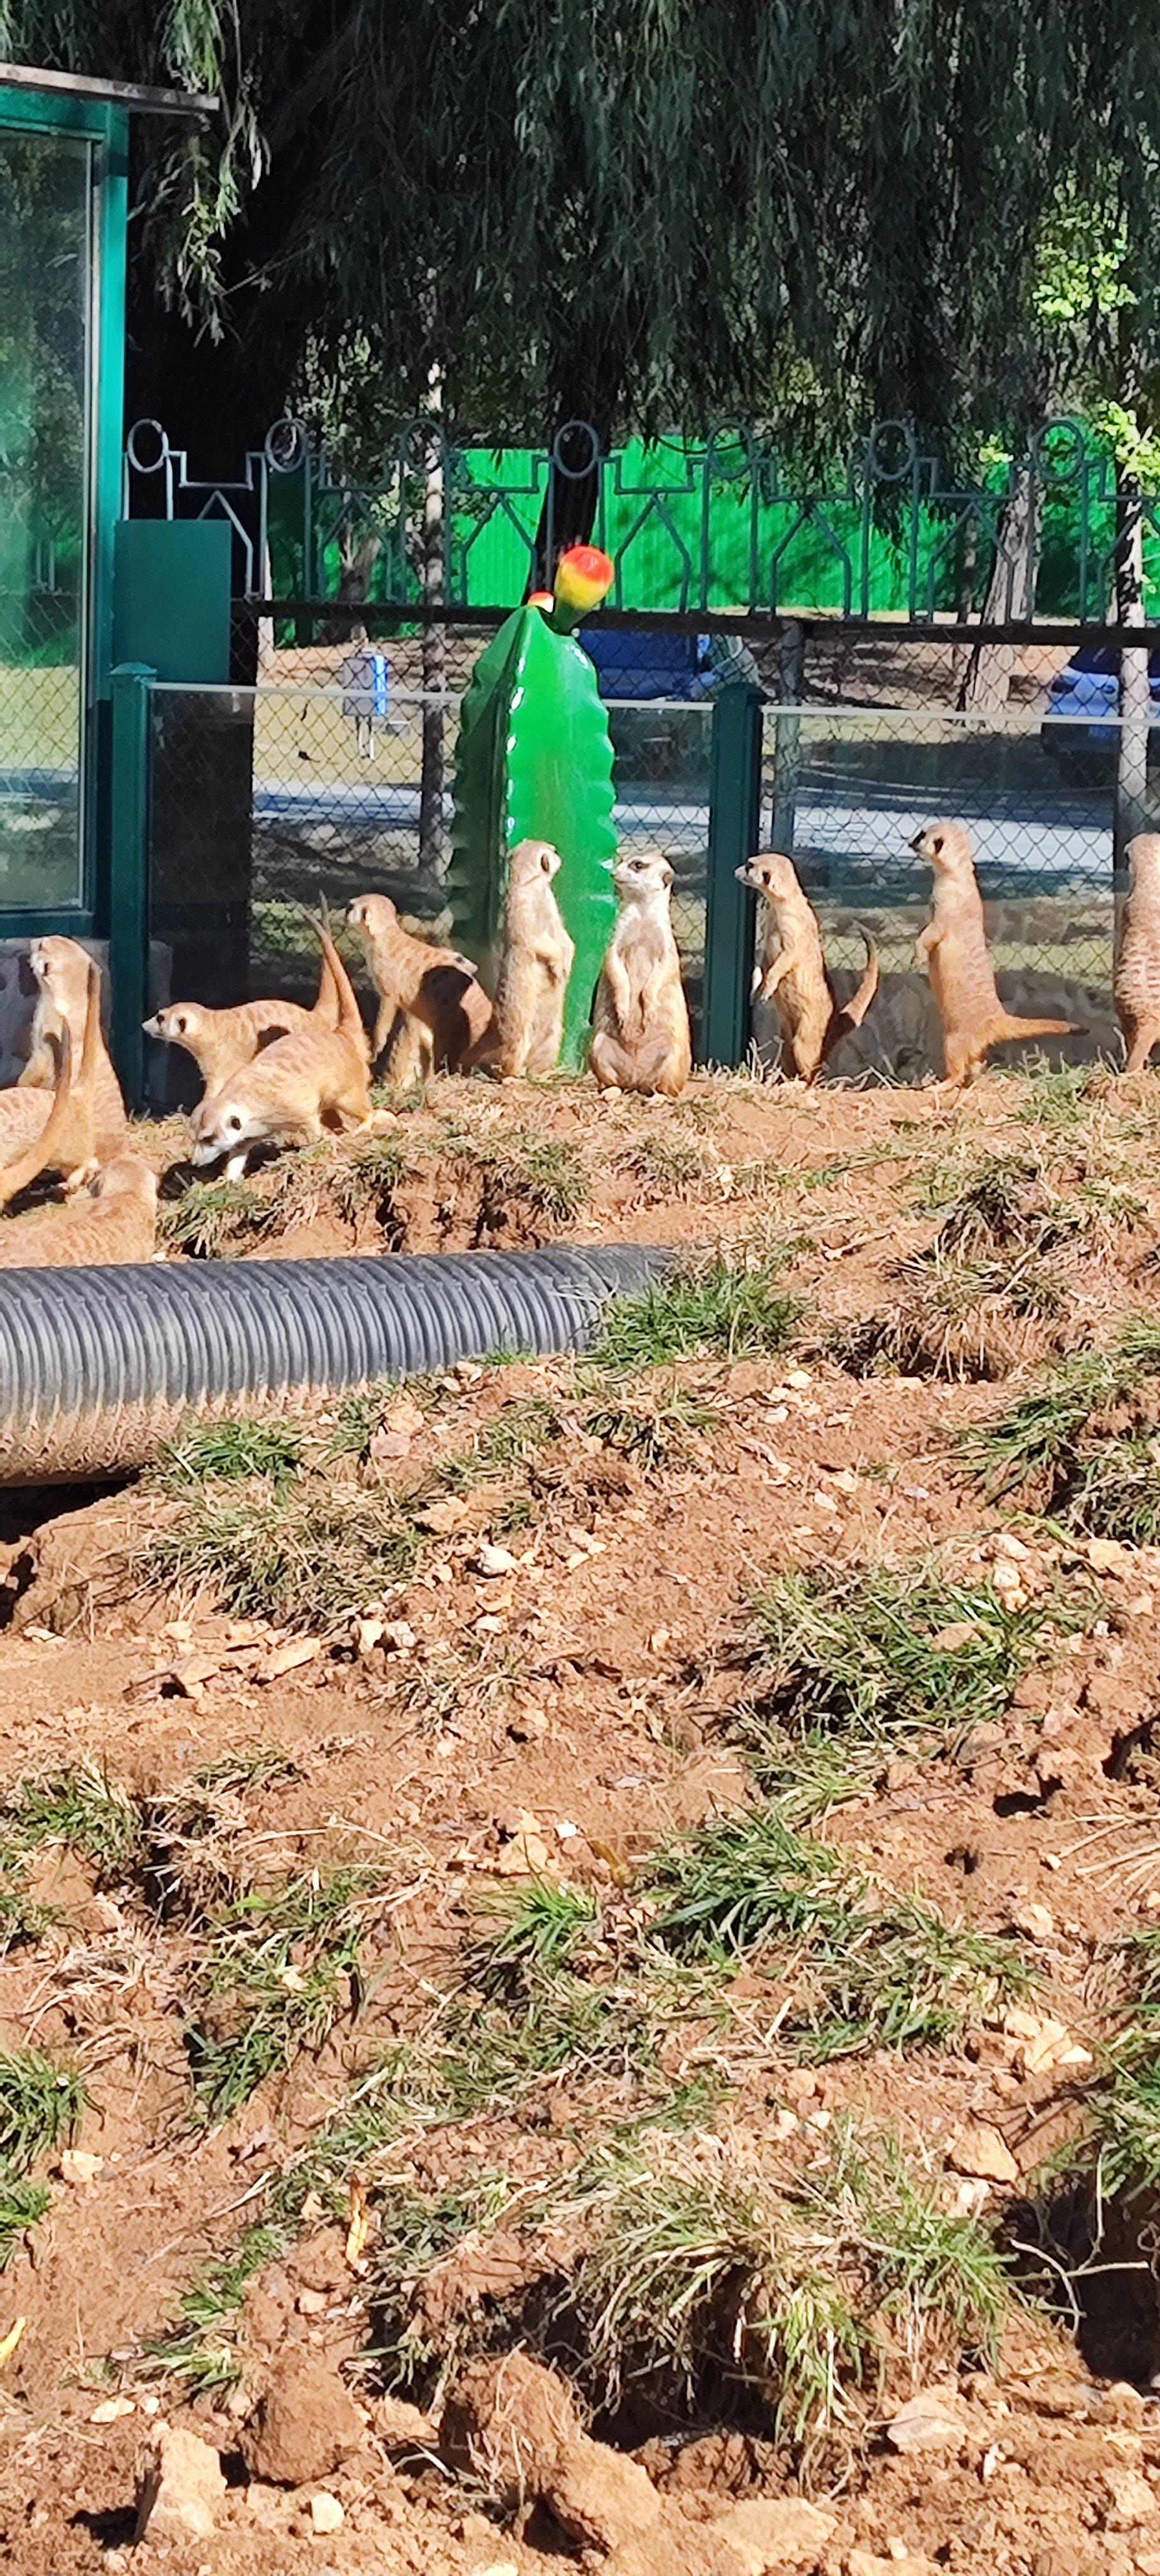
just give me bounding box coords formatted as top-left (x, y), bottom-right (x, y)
top-left (158, 1175), bottom-right (269, 1260)
top-left (643, 1806), bottom-right (1025, 2059)
top-left (554, 2118), bottom-right (1008, 2438)
top-left (0, 2179), bottom-right (50, 2270)
top-left (594, 1256), bottom-right (801, 1368)
top-left (1, 1764), bottom-right (143, 1880)
top-left (0, 2048), bottom-right (85, 2170)
top-left (184, 1868), bottom-right (377, 2124)
top-left (1011, 1059), bottom-right (1094, 1128)
top-left (157, 1416), bottom-right (305, 1493)
top-left (960, 1320), bottom-right (1160, 1539)
top-left (144, 2223), bottom-right (284, 2391)
top-left (143, 1480), bottom-right (423, 1628)
top-left (618, 1134), bottom-right (715, 1198)
top-left (469, 1878), bottom-right (600, 1998)
top-left (438, 1397), bottom-right (561, 1491)
top-left (741, 1562), bottom-right (1060, 1765)
top-left (443, 1121), bottom-right (589, 1226)
top-left (328, 1132), bottom-right (407, 1226)
top-left (583, 1385), bottom-right (718, 1473)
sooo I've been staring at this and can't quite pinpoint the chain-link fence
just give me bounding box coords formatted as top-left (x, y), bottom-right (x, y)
top-left (144, 620), bottom-right (1152, 1098)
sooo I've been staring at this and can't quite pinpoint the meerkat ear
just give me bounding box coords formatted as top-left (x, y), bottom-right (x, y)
top-left (661, 860), bottom-right (674, 889)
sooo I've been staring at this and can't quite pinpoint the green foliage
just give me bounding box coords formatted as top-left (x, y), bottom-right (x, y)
top-left (961, 1321), bottom-right (1160, 1538)
top-left (157, 1177), bottom-right (269, 1260)
top-left (0, 2049), bottom-right (84, 2172)
top-left (644, 1807), bottom-right (1025, 2059)
top-left (157, 1415), bottom-right (305, 1492)
top-left (184, 1870), bottom-right (375, 2124)
top-left (594, 1257), bottom-right (800, 1368)
top-left (744, 1561), bottom-right (1054, 1745)
top-left (143, 1480), bottom-right (421, 1627)
top-left (0, 1764), bottom-right (143, 1880)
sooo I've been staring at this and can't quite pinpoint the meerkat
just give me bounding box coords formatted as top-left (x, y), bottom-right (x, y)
top-left (345, 892), bottom-right (492, 1080)
top-left (589, 850), bottom-right (691, 1098)
top-left (17, 935), bottom-right (126, 1158)
top-left (1114, 833), bottom-right (1160, 1072)
top-left (911, 822), bottom-right (1079, 1087)
top-left (0, 955), bottom-right (103, 1205)
top-left (0, 1156), bottom-right (158, 1270)
top-left (736, 850), bottom-right (879, 1081)
top-left (143, 933), bottom-right (357, 1097)
top-left (190, 917), bottom-right (373, 1176)
top-left (469, 840), bottom-right (575, 1077)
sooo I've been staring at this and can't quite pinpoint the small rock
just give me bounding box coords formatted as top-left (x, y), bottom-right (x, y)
top-left (354, 1617), bottom-right (384, 1657)
top-left (296, 2288), bottom-right (328, 2316)
top-left (90, 2395), bottom-right (135, 2423)
top-left (369, 1426), bottom-right (411, 1460)
top-left (886, 2384), bottom-right (965, 2453)
top-left (382, 1619), bottom-right (417, 1652)
top-left (474, 1544), bottom-right (519, 1578)
top-left (309, 2492), bottom-right (345, 2534)
top-left (167, 1653), bottom-right (223, 1699)
top-left (946, 2123), bottom-right (1019, 2186)
top-left (441, 2352), bottom-right (659, 2550)
top-left (373, 2393), bottom-right (439, 2447)
top-left (713, 2494), bottom-right (837, 2568)
top-left (929, 1622), bottom-right (980, 1652)
top-left (257, 1635), bottom-right (322, 1683)
top-left (58, 2148), bottom-right (104, 2185)
top-left (135, 2425), bottom-right (226, 2544)
top-left (1008, 1901), bottom-right (1054, 1941)
top-left (847, 2553), bottom-right (940, 2576)
top-left (241, 2350), bottom-right (364, 2485)
top-left (1085, 1536), bottom-right (1132, 1572)
top-left (495, 1811), bottom-right (553, 1876)
top-left (1105, 2466), bottom-right (1157, 2527)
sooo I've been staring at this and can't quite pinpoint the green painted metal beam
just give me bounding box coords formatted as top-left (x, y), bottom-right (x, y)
top-left (701, 682), bottom-right (762, 1067)
top-left (108, 663), bottom-right (154, 1108)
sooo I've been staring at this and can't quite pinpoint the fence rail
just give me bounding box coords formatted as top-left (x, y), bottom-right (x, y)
top-left (121, 414), bottom-right (1160, 625)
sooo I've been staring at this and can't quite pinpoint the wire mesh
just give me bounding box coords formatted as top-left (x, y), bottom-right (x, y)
top-left (754, 630), bottom-right (1149, 1078)
top-left (146, 623), bottom-right (1154, 1094)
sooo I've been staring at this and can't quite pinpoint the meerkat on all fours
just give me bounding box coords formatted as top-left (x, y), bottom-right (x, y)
top-left (1113, 833), bottom-right (1160, 1072)
top-left (17, 935), bottom-right (127, 1159)
top-left (0, 1156), bottom-right (159, 1270)
top-left (345, 892), bottom-right (492, 1080)
top-left (190, 918), bottom-right (372, 1176)
top-left (910, 821), bottom-right (1079, 1088)
top-left (469, 839), bottom-right (575, 1077)
top-left (589, 850), bottom-right (691, 1098)
top-left (0, 954), bottom-right (106, 1205)
top-left (143, 929), bottom-right (355, 1097)
top-left (736, 849), bottom-right (879, 1081)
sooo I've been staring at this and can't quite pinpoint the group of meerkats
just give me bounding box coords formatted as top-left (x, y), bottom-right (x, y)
top-left (3, 820), bottom-right (1160, 1271)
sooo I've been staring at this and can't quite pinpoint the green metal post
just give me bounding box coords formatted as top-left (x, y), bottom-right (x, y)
top-left (701, 682), bottom-right (763, 1066)
top-left (109, 663), bottom-right (154, 1107)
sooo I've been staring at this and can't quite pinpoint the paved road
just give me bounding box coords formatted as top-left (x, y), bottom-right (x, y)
top-left (252, 774), bottom-right (1116, 885)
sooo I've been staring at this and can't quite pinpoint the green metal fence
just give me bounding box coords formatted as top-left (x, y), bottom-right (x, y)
top-left (122, 415), bottom-right (1160, 624)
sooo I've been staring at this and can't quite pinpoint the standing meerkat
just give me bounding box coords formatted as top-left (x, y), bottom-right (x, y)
top-left (589, 850), bottom-right (691, 1098)
top-left (18, 935), bottom-right (126, 1158)
top-left (345, 892), bottom-right (492, 1080)
top-left (911, 821), bottom-right (1079, 1087)
top-left (190, 918), bottom-right (373, 1176)
top-left (736, 850), bottom-right (879, 1080)
top-left (0, 1156), bottom-right (158, 1269)
top-left (0, 955), bottom-right (104, 1204)
top-left (1114, 833), bottom-right (1160, 1072)
top-left (471, 840), bottom-right (575, 1077)
top-left (143, 936), bottom-right (357, 1097)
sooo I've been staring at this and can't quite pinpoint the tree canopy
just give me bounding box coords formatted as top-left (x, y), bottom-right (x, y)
top-left (3, 1), bottom-right (1160, 470)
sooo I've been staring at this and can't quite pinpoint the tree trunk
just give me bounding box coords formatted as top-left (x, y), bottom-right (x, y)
top-left (961, 462), bottom-right (1042, 713)
top-left (1114, 471), bottom-right (1151, 877)
top-left (418, 379), bottom-right (446, 876)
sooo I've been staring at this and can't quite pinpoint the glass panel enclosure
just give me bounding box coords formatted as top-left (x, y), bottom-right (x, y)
top-left (0, 127), bottom-right (91, 907)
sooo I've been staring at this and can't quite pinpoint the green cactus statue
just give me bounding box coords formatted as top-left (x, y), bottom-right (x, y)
top-left (449, 545), bottom-right (618, 1067)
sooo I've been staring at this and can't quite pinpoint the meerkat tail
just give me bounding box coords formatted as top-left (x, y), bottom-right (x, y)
top-left (310, 913), bottom-right (366, 1050)
top-left (836, 931), bottom-right (881, 1033)
top-left (991, 1011), bottom-right (1080, 1042)
top-left (0, 1019), bottom-right (73, 1208)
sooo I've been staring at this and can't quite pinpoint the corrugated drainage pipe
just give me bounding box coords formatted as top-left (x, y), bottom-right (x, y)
top-left (0, 1245), bottom-right (671, 1484)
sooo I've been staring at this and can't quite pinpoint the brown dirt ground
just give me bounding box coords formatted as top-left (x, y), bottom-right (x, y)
top-left (4, 1065), bottom-right (1160, 2576)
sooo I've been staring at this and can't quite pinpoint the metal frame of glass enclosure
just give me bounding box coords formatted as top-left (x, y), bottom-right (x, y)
top-left (0, 72), bottom-right (126, 937)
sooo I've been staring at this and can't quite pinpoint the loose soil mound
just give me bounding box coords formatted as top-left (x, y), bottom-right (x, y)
top-left (3, 1063), bottom-right (1160, 2575)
